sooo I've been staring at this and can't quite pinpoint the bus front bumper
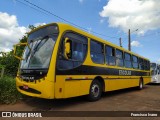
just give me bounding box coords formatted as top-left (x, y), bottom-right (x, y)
top-left (16, 77), bottom-right (55, 99)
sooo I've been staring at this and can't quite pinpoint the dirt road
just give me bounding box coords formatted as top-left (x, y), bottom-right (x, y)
top-left (0, 84), bottom-right (160, 119)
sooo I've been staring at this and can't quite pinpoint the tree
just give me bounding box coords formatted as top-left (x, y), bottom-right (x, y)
top-left (15, 35), bottom-right (27, 57)
top-left (0, 52), bottom-right (19, 76)
top-left (28, 25), bottom-right (36, 30)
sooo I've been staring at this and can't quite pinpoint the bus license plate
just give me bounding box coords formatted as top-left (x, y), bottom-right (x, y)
top-left (23, 85), bottom-right (28, 89)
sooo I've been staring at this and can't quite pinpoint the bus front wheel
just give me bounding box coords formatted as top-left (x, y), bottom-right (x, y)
top-left (87, 80), bottom-right (102, 101)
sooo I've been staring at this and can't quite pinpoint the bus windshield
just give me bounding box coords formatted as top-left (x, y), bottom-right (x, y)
top-left (20, 25), bottom-right (59, 69)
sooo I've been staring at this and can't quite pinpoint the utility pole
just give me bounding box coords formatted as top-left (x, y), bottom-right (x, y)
top-left (128, 29), bottom-right (131, 51)
top-left (119, 37), bottom-right (122, 47)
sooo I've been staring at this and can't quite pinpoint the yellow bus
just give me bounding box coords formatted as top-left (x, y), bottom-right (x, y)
top-left (14, 23), bottom-right (151, 101)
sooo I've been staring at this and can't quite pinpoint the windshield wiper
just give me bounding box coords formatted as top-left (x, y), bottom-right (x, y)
top-left (26, 41), bottom-right (33, 62)
top-left (25, 36), bottom-right (49, 62)
top-left (31, 36), bottom-right (49, 57)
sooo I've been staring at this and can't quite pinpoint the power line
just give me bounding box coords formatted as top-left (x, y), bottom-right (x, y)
top-left (14, 0), bottom-right (119, 39)
top-left (14, 0), bottom-right (50, 16)
top-left (131, 29), bottom-right (138, 34)
top-left (121, 28), bottom-right (139, 40)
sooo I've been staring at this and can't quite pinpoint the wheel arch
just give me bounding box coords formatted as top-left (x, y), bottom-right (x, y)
top-left (140, 76), bottom-right (144, 84)
top-left (94, 76), bottom-right (105, 92)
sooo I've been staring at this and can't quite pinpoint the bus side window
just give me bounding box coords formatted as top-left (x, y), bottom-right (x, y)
top-left (148, 61), bottom-right (150, 70)
top-left (57, 32), bottom-right (88, 70)
top-left (72, 41), bottom-right (84, 61)
top-left (144, 60), bottom-right (149, 70)
top-left (132, 55), bottom-right (139, 69)
top-left (105, 46), bottom-right (116, 66)
top-left (90, 40), bottom-right (104, 64)
top-left (139, 58), bottom-right (144, 70)
top-left (116, 49), bottom-right (124, 67)
top-left (124, 53), bottom-right (132, 68)
top-left (158, 66), bottom-right (160, 74)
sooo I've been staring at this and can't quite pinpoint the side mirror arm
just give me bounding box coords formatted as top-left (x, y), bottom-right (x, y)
top-left (14, 42), bottom-right (28, 60)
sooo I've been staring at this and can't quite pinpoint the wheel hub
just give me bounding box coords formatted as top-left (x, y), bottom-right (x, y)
top-left (91, 84), bottom-right (100, 97)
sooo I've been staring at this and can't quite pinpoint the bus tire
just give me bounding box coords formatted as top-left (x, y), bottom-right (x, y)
top-left (138, 78), bottom-right (143, 90)
top-left (87, 80), bottom-right (102, 101)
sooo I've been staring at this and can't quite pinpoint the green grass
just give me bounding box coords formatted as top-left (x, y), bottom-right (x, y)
top-left (0, 76), bottom-right (22, 104)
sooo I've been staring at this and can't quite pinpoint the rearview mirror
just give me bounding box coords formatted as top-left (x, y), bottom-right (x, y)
top-left (64, 37), bottom-right (71, 59)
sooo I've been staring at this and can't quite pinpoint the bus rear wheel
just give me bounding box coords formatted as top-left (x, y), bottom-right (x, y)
top-left (87, 80), bottom-right (102, 101)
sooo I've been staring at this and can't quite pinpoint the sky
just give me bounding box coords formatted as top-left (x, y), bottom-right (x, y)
top-left (0, 0), bottom-right (160, 63)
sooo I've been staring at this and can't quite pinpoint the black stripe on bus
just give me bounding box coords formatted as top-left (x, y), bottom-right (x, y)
top-left (65, 78), bottom-right (93, 81)
top-left (65, 77), bottom-right (151, 81)
top-left (56, 65), bottom-right (150, 76)
top-left (65, 78), bottom-right (139, 81)
top-left (104, 78), bottom-right (140, 80)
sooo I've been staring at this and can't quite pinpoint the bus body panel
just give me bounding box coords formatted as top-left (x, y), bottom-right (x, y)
top-left (54, 75), bottom-right (151, 99)
top-left (64, 80), bottom-right (80, 98)
top-left (105, 77), bottom-right (138, 91)
top-left (143, 77), bottom-right (151, 84)
top-left (16, 77), bottom-right (55, 98)
top-left (55, 75), bottom-right (92, 98)
top-left (104, 76), bottom-right (150, 91)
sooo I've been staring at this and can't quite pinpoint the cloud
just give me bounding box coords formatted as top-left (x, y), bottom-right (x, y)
top-left (131, 40), bottom-right (142, 47)
top-left (0, 12), bottom-right (27, 52)
top-left (99, 0), bottom-right (160, 34)
top-left (0, 12), bottom-right (47, 53)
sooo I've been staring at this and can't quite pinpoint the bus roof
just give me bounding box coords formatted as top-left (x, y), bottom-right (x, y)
top-left (28, 22), bottom-right (150, 61)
